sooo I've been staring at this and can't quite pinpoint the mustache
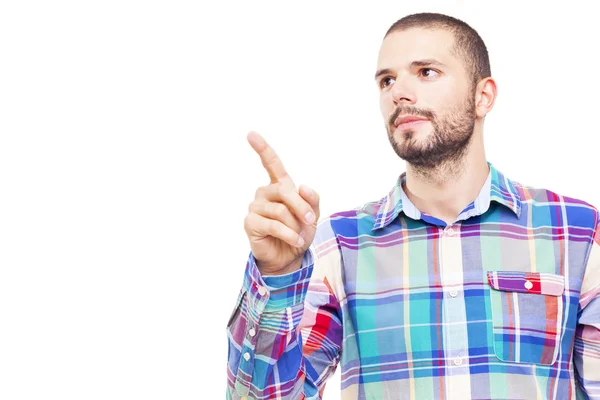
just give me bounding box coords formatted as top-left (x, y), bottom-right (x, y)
top-left (388, 106), bottom-right (436, 129)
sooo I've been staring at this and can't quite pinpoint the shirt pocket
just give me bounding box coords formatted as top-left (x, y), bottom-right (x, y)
top-left (487, 270), bottom-right (565, 366)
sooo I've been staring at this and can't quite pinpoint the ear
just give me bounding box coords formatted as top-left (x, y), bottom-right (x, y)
top-left (474, 77), bottom-right (497, 118)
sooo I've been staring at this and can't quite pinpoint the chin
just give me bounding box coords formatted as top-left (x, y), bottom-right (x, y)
top-left (394, 126), bottom-right (431, 144)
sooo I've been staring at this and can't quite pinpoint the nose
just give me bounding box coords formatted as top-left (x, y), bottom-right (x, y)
top-left (391, 78), bottom-right (416, 106)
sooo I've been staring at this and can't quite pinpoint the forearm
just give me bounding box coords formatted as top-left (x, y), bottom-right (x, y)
top-left (226, 250), bottom-right (320, 399)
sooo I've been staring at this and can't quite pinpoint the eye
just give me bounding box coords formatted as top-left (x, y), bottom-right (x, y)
top-left (419, 68), bottom-right (440, 79)
top-left (379, 76), bottom-right (396, 89)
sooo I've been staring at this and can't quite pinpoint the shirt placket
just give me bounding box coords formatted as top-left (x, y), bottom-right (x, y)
top-left (439, 223), bottom-right (471, 400)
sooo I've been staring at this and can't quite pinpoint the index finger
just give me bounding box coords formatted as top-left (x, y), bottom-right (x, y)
top-left (247, 131), bottom-right (290, 184)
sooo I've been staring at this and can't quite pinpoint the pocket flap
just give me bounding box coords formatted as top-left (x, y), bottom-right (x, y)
top-left (487, 271), bottom-right (564, 296)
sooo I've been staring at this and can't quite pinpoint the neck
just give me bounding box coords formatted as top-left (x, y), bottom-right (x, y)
top-left (403, 129), bottom-right (489, 226)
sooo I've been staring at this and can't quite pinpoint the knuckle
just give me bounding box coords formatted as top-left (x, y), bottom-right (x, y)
top-left (276, 183), bottom-right (286, 197)
top-left (263, 201), bottom-right (273, 217)
top-left (272, 203), bottom-right (286, 219)
top-left (254, 186), bottom-right (265, 199)
top-left (268, 219), bottom-right (280, 236)
top-left (263, 202), bottom-right (274, 217)
top-left (249, 200), bottom-right (261, 214)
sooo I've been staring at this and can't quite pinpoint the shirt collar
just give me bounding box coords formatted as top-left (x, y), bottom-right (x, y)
top-left (371, 162), bottom-right (522, 231)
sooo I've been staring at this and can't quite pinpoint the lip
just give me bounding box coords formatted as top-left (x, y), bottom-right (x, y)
top-left (394, 119), bottom-right (429, 132)
top-left (394, 115), bottom-right (429, 127)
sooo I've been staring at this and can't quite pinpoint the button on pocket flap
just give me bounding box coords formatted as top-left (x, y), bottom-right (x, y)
top-left (487, 271), bottom-right (565, 296)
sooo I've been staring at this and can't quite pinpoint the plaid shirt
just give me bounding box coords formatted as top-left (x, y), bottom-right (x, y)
top-left (226, 162), bottom-right (600, 399)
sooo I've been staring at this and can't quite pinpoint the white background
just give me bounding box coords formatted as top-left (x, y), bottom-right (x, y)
top-left (1, 1), bottom-right (598, 399)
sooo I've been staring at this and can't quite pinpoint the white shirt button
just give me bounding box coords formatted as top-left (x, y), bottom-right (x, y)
top-left (445, 227), bottom-right (455, 237)
top-left (257, 286), bottom-right (267, 296)
top-left (453, 356), bottom-right (463, 366)
top-left (524, 280), bottom-right (533, 290)
top-left (243, 352), bottom-right (250, 361)
top-left (449, 289), bottom-right (458, 298)
top-left (248, 327), bottom-right (256, 337)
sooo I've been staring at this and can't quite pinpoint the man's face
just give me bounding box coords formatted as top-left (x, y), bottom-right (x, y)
top-left (376, 28), bottom-right (476, 169)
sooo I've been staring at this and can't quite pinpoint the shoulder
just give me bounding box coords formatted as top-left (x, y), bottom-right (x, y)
top-left (312, 195), bottom-right (386, 248)
top-left (512, 179), bottom-right (599, 231)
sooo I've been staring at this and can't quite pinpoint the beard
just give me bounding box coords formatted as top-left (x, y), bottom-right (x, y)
top-left (387, 94), bottom-right (476, 171)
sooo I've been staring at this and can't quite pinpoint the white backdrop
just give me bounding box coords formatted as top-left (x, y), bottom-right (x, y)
top-left (1, 1), bottom-right (598, 399)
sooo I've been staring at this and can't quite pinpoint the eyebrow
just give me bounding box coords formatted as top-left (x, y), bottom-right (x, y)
top-left (374, 59), bottom-right (448, 81)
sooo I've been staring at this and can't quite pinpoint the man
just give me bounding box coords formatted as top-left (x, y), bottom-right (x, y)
top-left (226, 12), bottom-right (600, 400)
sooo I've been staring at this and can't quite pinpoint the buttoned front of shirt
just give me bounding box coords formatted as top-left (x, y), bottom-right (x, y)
top-left (226, 162), bottom-right (600, 399)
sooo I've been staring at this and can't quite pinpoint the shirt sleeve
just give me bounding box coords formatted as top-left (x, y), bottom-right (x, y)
top-left (574, 209), bottom-right (600, 399)
top-left (226, 218), bottom-right (344, 399)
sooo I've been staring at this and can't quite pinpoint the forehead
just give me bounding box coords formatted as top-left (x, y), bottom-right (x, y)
top-left (377, 28), bottom-right (459, 69)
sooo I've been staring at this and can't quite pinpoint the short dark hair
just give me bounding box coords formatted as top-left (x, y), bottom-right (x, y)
top-left (385, 12), bottom-right (491, 90)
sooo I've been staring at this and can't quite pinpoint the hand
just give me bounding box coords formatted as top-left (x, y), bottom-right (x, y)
top-left (244, 131), bottom-right (320, 276)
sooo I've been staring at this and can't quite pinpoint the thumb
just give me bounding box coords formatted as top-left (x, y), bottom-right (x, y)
top-left (298, 184), bottom-right (320, 222)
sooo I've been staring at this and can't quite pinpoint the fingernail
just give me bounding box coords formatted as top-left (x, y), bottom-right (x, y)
top-left (305, 211), bottom-right (315, 224)
top-left (295, 235), bottom-right (305, 248)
